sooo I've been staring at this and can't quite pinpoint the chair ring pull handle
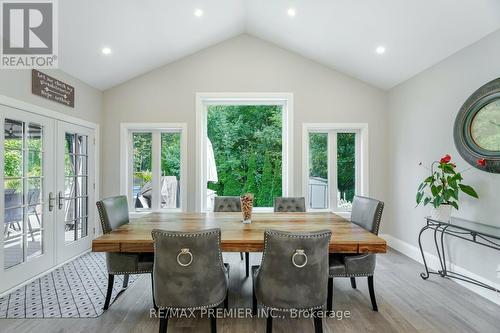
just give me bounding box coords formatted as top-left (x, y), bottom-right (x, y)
top-left (292, 249), bottom-right (307, 268)
top-left (177, 248), bottom-right (193, 267)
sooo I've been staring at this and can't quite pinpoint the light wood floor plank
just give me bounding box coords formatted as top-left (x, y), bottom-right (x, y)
top-left (1, 249), bottom-right (499, 333)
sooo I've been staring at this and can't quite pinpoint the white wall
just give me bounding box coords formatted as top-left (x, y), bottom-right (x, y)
top-left (387, 29), bottom-right (500, 296)
top-left (102, 34), bottom-right (389, 211)
top-left (0, 69), bottom-right (102, 124)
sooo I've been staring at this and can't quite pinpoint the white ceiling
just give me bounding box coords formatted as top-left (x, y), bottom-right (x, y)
top-left (59, 0), bottom-right (500, 91)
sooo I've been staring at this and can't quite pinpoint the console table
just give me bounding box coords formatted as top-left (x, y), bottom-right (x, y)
top-left (418, 217), bottom-right (500, 293)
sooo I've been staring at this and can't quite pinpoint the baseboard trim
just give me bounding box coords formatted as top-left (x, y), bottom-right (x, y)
top-left (0, 249), bottom-right (91, 298)
top-left (379, 233), bottom-right (500, 306)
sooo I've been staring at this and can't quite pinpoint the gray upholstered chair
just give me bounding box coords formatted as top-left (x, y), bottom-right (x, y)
top-left (96, 196), bottom-right (154, 310)
top-left (252, 230), bottom-right (331, 333)
top-left (327, 195), bottom-right (384, 312)
top-left (152, 228), bottom-right (229, 333)
top-left (213, 196), bottom-right (241, 212)
top-left (273, 197), bottom-right (306, 212)
top-left (213, 196), bottom-right (249, 276)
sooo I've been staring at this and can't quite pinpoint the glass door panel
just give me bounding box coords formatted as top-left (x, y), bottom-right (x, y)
top-left (63, 133), bottom-right (89, 244)
top-left (160, 132), bottom-right (181, 209)
top-left (3, 119), bottom-right (45, 268)
top-left (56, 122), bottom-right (94, 263)
top-left (308, 132), bottom-right (329, 209)
top-left (1, 106), bottom-right (55, 293)
top-left (132, 132), bottom-right (152, 209)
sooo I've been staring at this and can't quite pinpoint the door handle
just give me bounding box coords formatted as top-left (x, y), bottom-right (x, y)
top-left (48, 192), bottom-right (55, 211)
top-left (58, 191), bottom-right (64, 210)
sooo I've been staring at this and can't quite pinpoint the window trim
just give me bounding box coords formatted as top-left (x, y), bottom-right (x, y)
top-left (302, 123), bottom-right (369, 214)
top-left (120, 123), bottom-right (188, 212)
top-left (195, 93), bottom-right (294, 212)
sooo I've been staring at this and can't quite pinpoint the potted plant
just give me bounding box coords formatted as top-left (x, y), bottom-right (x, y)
top-left (416, 154), bottom-right (479, 222)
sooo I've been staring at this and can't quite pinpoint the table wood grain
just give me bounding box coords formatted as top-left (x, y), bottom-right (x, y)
top-left (91, 212), bottom-right (386, 254)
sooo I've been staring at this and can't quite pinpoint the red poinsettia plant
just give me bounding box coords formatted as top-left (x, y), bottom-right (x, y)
top-left (416, 154), bottom-right (479, 209)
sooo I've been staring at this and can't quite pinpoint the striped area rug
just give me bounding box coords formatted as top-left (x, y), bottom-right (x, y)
top-left (0, 252), bottom-right (139, 318)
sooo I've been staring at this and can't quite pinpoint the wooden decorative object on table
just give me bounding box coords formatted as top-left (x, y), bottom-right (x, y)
top-left (240, 193), bottom-right (254, 224)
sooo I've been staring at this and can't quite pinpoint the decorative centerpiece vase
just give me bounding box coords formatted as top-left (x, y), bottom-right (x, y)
top-left (431, 204), bottom-right (452, 222)
top-left (240, 193), bottom-right (254, 224)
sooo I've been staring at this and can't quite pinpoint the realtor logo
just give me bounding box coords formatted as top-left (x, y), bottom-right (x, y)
top-left (1, 0), bottom-right (58, 68)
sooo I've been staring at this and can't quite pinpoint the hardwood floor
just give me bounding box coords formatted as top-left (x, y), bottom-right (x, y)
top-left (1, 249), bottom-right (500, 333)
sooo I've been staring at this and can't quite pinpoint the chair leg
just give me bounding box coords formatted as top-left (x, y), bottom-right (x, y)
top-left (245, 252), bottom-right (249, 277)
top-left (313, 310), bottom-right (323, 333)
top-left (103, 274), bottom-right (114, 310)
top-left (224, 291), bottom-right (229, 309)
top-left (350, 277), bottom-right (357, 289)
top-left (210, 315), bottom-right (217, 333)
top-left (266, 316), bottom-right (273, 333)
top-left (252, 282), bottom-right (257, 315)
top-left (240, 252), bottom-right (244, 260)
top-left (151, 273), bottom-right (158, 311)
top-left (123, 274), bottom-right (130, 288)
top-left (367, 276), bottom-right (378, 311)
top-left (327, 277), bottom-right (333, 312)
top-left (159, 316), bottom-right (168, 333)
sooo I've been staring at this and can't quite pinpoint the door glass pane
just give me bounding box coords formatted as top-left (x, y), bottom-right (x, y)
top-left (4, 119), bottom-right (44, 269)
top-left (337, 133), bottom-right (356, 211)
top-left (27, 203), bottom-right (42, 260)
top-left (132, 132), bottom-right (152, 209)
top-left (4, 207), bottom-right (24, 269)
top-left (309, 133), bottom-right (328, 209)
top-left (64, 133), bottom-right (89, 243)
top-left (161, 132), bottom-right (181, 209)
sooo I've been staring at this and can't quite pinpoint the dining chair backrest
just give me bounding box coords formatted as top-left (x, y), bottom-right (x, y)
top-left (152, 228), bottom-right (228, 309)
top-left (273, 197), bottom-right (306, 212)
top-left (96, 195), bottom-right (130, 234)
top-left (255, 229), bottom-right (331, 310)
top-left (350, 196), bottom-right (384, 235)
top-left (213, 196), bottom-right (241, 212)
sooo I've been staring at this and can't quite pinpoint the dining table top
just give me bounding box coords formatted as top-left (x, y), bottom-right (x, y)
top-left (91, 212), bottom-right (387, 254)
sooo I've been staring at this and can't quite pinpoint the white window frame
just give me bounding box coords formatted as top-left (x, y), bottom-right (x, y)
top-left (120, 123), bottom-right (187, 212)
top-left (302, 123), bottom-right (369, 214)
top-left (195, 93), bottom-right (294, 212)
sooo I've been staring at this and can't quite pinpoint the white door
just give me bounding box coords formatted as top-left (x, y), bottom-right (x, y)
top-left (0, 105), bottom-right (56, 292)
top-left (55, 122), bottom-right (95, 263)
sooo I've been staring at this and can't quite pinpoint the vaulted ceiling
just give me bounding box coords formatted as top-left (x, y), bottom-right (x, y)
top-left (59, 0), bottom-right (500, 90)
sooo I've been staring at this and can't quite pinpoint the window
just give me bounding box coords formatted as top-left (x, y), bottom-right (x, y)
top-left (206, 105), bottom-right (282, 210)
top-left (196, 93), bottom-right (293, 212)
top-left (121, 124), bottom-right (187, 212)
top-left (303, 124), bottom-right (368, 212)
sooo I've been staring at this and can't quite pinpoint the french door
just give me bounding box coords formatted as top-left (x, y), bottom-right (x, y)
top-left (55, 122), bottom-right (95, 263)
top-left (1, 105), bottom-right (95, 293)
top-left (1, 105), bottom-right (55, 291)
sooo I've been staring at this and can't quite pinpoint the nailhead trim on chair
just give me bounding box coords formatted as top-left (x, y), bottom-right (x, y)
top-left (257, 302), bottom-right (326, 313)
top-left (261, 230), bottom-right (332, 264)
top-left (96, 201), bottom-right (111, 234)
top-left (97, 199), bottom-right (153, 274)
top-left (329, 273), bottom-right (373, 278)
top-left (109, 270), bottom-right (152, 274)
top-left (353, 195), bottom-right (384, 235)
top-left (151, 229), bottom-right (227, 309)
top-left (255, 230), bottom-right (332, 312)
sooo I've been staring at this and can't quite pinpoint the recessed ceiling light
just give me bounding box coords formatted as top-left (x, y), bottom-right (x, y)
top-left (376, 46), bottom-right (386, 54)
top-left (102, 47), bottom-right (111, 55)
top-left (194, 9), bottom-right (203, 17)
top-left (287, 8), bottom-right (296, 17)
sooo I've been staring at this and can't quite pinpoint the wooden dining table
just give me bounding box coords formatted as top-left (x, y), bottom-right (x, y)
top-left (92, 212), bottom-right (387, 254)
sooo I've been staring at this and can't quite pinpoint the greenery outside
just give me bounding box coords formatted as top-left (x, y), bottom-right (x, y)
top-left (207, 105), bottom-right (282, 207)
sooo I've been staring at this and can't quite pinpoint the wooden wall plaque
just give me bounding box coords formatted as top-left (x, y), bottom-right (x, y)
top-left (32, 69), bottom-right (75, 108)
